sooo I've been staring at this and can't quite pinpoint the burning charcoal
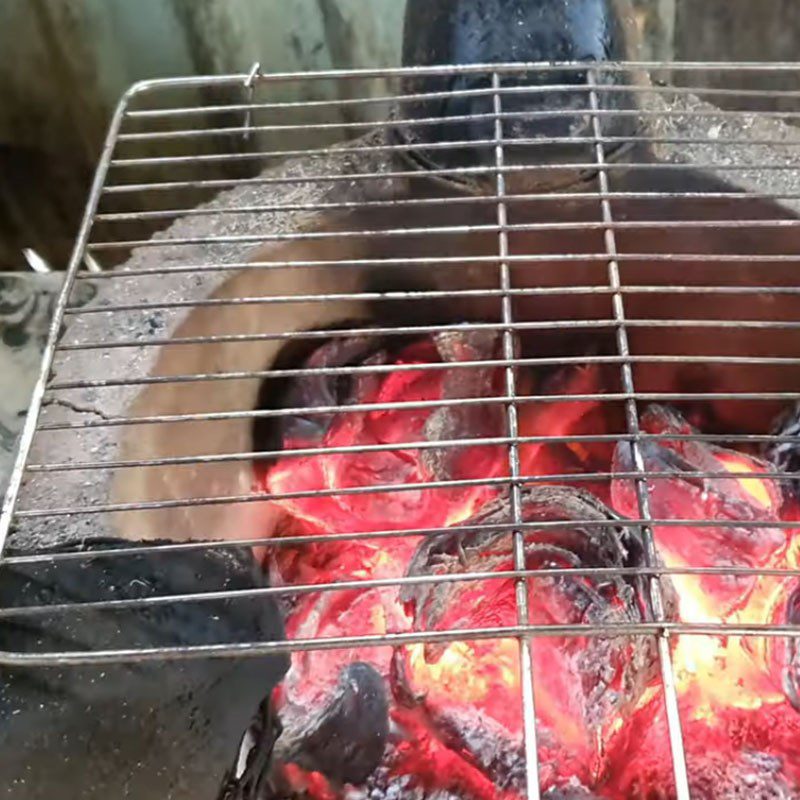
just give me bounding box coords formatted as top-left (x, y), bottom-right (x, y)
top-left (262, 335), bottom-right (506, 543)
top-left (0, 538), bottom-right (287, 800)
top-left (516, 362), bottom-right (620, 503)
top-left (422, 328), bottom-right (505, 482)
top-left (607, 699), bottom-right (800, 799)
top-left (612, 404), bottom-right (786, 616)
top-left (764, 582), bottom-right (800, 712)
top-left (392, 486), bottom-right (673, 793)
top-left (274, 662), bottom-right (389, 786)
top-left (275, 333), bottom-right (388, 447)
top-left (765, 401), bottom-right (800, 502)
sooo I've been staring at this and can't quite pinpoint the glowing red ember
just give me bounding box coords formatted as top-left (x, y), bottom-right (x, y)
top-left (611, 404), bottom-right (786, 617)
top-left (251, 333), bottom-right (800, 799)
top-left (393, 486), bottom-right (670, 794)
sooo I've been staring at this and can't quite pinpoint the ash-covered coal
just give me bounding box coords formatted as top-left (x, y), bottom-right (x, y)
top-left (392, 486), bottom-right (674, 793)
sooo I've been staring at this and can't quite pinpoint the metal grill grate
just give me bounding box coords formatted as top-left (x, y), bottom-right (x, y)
top-left (5, 62), bottom-right (800, 799)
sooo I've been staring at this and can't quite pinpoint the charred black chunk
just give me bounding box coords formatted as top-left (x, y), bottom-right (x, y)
top-left (0, 538), bottom-right (287, 800)
top-left (274, 661), bottom-right (389, 786)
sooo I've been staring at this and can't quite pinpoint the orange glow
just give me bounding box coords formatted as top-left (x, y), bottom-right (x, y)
top-left (254, 340), bottom-right (800, 798)
top-left (651, 452), bottom-right (788, 718)
top-left (407, 638), bottom-right (520, 706)
top-left (716, 451), bottom-right (774, 509)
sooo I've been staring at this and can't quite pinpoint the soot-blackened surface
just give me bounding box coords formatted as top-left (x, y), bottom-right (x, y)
top-left (0, 539), bottom-right (287, 799)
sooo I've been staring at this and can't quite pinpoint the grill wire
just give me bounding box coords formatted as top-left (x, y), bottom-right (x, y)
top-left (5, 62), bottom-right (800, 799)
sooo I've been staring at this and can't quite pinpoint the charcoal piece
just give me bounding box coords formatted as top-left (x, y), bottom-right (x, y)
top-left (614, 404), bottom-right (785, 615)
top-left (0, 538), bottom-right (288, 800)
top-left (274, 662), bottom-right (389, 786)
top-left (393, 486), bottom-right (674, 793)
top-left (765, 400), bottom-right (800, 502)
top-left (422, 328), bottom-right (504, 481)
top-left (275, 333), bottom-right (388, 447)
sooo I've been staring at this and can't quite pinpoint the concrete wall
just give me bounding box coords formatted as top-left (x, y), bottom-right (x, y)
top-left (0, 0), bottom-right (405, 269)
top-left (673, 0), bottom-right (800, 113)
top-left (2, 0), bottom-right (800, 269)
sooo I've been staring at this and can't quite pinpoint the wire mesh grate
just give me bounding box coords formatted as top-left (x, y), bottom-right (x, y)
top-left (5, 62), bottom-right (800, 798)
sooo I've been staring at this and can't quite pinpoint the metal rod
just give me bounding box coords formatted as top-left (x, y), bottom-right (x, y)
top-left (121, 80), bottom-right (800, 120)
top-left (2, 559), bottom-right (800, 617)
top-left (73, 253), bottom-right (800, 282)
top-left (493, 72), bottom-right (542, 800)
top-left (92, 189), bottom-right (800, 222)
top-left (0, 92), bottom-right (130, 558)
top-left (116, 62), bottom-right (800, 99)
top-left (24, 465), bottom-right (799, 519)
top-left (44, 354), bottom-right (800, 391)
top-left (99, 158), bottom-right (800, 195)
top-left (588, 71), bottom-right (691, 799)
top-left (106, 136), bottom-right (800, 173)
top-left (6, 536), bottom-right (799, 567)
top-left (4, 621), bottom-right (800, 669)
top-left (85, 217), bottom-right (800, 252)
top-left (116, 105), bottom-right (800, 143)
top-left (27, 425), bottom-right (800, 472)
top-left (35, 388), bottom-right (800, 433)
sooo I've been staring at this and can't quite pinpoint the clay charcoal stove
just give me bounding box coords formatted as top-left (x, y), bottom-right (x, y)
top-left (5, 0), bottom-right (800, 797)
